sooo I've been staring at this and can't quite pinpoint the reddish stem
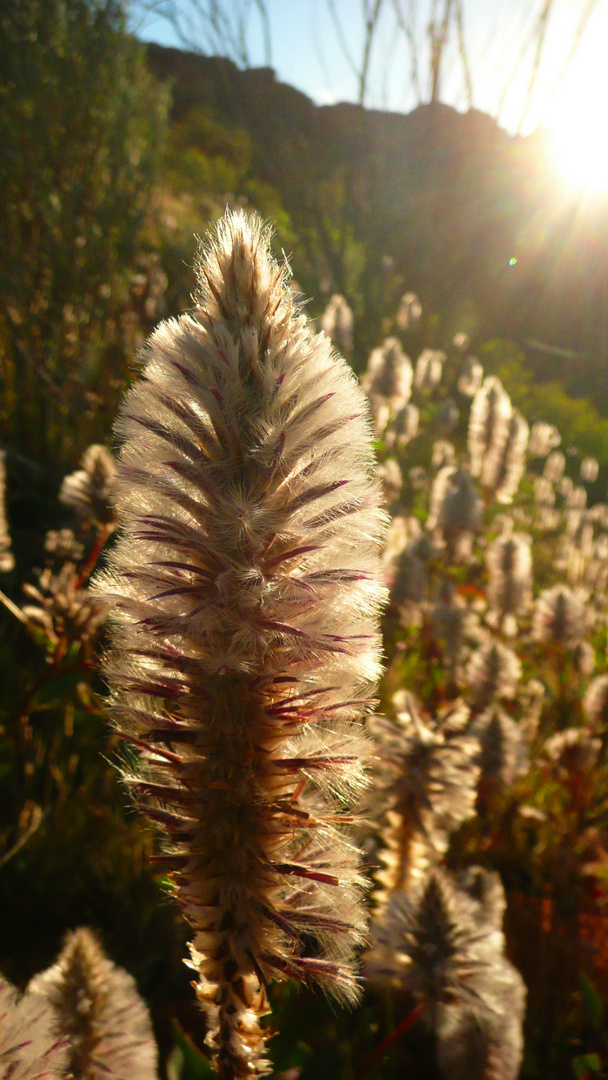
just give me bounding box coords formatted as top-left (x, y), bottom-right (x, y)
top-left (357, 1001), bottom-right (425, 1078)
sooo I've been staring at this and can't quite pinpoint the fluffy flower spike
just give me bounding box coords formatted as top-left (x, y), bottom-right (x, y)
top-left (27, 927), bottom-right (158, 1080)
top-left (96, 210), bottom-right (387, 1079)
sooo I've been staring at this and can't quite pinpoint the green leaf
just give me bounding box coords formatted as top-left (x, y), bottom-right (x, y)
top-left (572, 1053), bottom-right (601, 1078)
top-left (581, 975), bottom-right (603, 1031)
top-left (170, 1022), bottom-right (215, 1080)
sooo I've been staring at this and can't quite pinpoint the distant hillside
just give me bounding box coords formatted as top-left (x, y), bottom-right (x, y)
top-left (147, 43), bottom-right (608, 408)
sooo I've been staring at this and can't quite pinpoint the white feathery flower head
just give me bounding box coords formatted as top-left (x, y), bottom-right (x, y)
top-left (368, 697), bottom-right (478, 902)
top-left (528, 421), bottom-right (561, 458)
top-left (428, 467), bottom-right (481, 558)
top-left (431, 579), bottom-right (467, 674)
top-left (543, 728), bottom-right (601, 773)
top-left (558, 475), bottom-right (574, 499)
top-left (362, 337), bottom-right (412, 411)
top-left (95, 210), bottom-right (388, 1078)
top-left (395, 291), bottom-right (421, 331)
top-left (0, 977), bottom-right (67, 1080)
top-left (583, 674), bottom-right (608, 729)
top-left (414, 348), bottom-right (444, 392)
top-left (60, 445), bottom-right (117, 529)
top-left (465, 637), bottom-right (521, 708)
top-left (457, 356), bottom-right (483, 397)
top-left (543, 450), bottom-right (566, 483)
top-left (567, 485), bottom-right (587, 510)
top-left (467, 376), bottom-right (512, 479)
top-left (27, 927), bottom-right (158, 1080)
top-left (382, 513), bottom-right (421, 572)
top-left (532, 585), bottom-right (586, 648)
top-left (431, 440), bottom-right (456, 471)
top-left (452, 332), bottom-right (470, 351)
top-left (486, 531), bottom-right (532, 622)
top-left (486, 410), bottom-right (529, 505)
top-left (580, 456), bottom-right (599, 483)
top-left (384, 402), bottom-right (419, 449)
top-left (365, 869), bottom-right (521, 1030)
top-left (319, 292), bottom-right (354, 353)
top-left (468, 704), bottom-right (529, 788)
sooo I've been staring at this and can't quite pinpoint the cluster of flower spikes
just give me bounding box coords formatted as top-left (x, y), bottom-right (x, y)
top-left (14, 446), bottom-right (118, 649)
top-left (0, 928), bottom-right (158, 1080)
top-left (358, 305), bottom-right (608, 1074)
top-left (96, 210), bottom-right (388, 1079)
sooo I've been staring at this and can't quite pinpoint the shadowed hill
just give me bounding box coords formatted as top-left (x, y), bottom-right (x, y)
top-left (147, 42), bottom-right (608, 409)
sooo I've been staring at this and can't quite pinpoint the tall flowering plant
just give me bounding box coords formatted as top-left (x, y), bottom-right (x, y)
top-left (96, 211), bottom-right (387, 1078)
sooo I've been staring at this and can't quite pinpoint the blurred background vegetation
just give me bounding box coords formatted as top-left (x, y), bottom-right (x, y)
top-left (3, 1), bottom-right (608, 1077)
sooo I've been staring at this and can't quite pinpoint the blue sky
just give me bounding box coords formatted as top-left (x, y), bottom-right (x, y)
top-left (133, 0), bottom-right (608, 136)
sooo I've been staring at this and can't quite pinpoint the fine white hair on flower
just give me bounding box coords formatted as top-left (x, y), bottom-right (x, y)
top-left (543, 450), bottom-right (566, 483)
top-left (95, 209), bottom-right (388, 1079)
top-left (0, 977), bottom-right (68, 1080)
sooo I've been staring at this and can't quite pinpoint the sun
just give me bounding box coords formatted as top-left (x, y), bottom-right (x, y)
top-left (548, 100), bottom-right (608, 197)
top-left (543, 18), bottom-right (608, 198)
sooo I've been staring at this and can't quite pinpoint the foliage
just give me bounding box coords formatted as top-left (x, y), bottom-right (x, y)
top-left (0, 0), bottom-right (168, 467)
